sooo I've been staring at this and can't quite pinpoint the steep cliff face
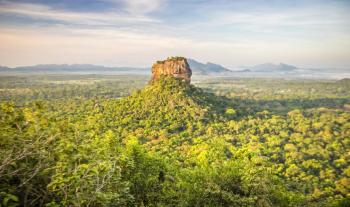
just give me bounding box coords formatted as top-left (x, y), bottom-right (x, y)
top-left (151, 57), bottom-right (192, 83)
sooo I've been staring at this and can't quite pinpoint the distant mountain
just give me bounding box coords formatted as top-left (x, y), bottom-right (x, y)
top-left (0, 59), bottom-right (235, 76)
top-left (0, 66), bottom-right (10, 70)
top-left (0, 60), bottom-right (235, 76)
top-left (187, 59), bottom-right (232, 75)
top-left (2, 62), bottom-right (347, 79)
top-left (0, 64), bottom-right (149, 75)
top-left (246, 63), bottom-right (298, 72)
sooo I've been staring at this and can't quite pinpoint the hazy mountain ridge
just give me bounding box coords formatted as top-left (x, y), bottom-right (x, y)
top-left (239, 63), bottom-right (298, 72)
top-left (0, 59), bottom-right (234, 75)
top-left (1, 61), bottom-right (349, 79)
top-left (187, 59), bottom-right (233, 74)
top-left (0, 64), bottom-right (149, 75)
top-left (233, 63), bottom-right (350, 79)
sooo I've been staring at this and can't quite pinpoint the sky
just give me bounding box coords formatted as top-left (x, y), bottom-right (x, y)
top-left (0, 0), bottom-right (349, 68)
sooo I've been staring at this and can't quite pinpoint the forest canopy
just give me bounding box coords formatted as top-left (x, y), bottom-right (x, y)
top-left (0, 75), bottom-right (349, 206)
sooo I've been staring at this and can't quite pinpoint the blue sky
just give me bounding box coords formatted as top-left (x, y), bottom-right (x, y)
top-left (0, 0), bottom-right (349, 68)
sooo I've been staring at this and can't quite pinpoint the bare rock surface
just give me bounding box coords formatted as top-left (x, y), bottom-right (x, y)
top-left (151, 57), bottom-right (192, 83)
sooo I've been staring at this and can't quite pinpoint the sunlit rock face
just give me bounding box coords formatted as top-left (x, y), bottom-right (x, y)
top-left (151, 57), bottom-right (192, 83)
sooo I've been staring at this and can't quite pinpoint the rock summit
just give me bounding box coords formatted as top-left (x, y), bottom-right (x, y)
top-left (151, 57), bottom-right (192, 83)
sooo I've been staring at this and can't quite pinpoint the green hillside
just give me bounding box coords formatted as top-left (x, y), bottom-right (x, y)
top-left (1, 77), bottom-right (349, 206)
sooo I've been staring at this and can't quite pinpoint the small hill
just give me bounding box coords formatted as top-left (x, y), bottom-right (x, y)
top-left (104, 57), bottom-right (232, 142)
top-left (338, 78), bottom-right (350, 83)
top-left (110, 77), bottom-right (228, 134)
top-left (112, 57), bottom-right (231, 131)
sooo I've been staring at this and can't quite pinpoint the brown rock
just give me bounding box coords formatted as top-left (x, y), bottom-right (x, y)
top-left (151, 57), bottom-right (192, 83)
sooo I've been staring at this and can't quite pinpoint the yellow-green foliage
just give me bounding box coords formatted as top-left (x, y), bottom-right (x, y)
top-left (0, 76), bottom-right (349, 206)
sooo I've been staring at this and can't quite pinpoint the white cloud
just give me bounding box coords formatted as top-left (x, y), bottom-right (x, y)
top-left (0, 1), bottom-right (160, 27)
top-left (0, 0), bottom-right (349, 68)
top-left (121, 0), bottom-right (166, 14)
top-left (2, 23), bottom-right (348, 68)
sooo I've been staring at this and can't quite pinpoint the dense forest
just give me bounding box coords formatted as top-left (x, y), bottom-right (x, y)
top-left (1, 75), bottom-right (350, 206)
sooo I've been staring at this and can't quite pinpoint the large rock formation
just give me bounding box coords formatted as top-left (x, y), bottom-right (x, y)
top-left (151, 57), bottom-right (192, 83)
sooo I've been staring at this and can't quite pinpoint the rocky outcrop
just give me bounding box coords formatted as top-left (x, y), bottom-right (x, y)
top-left (151, 57), bottom-right (192, 83)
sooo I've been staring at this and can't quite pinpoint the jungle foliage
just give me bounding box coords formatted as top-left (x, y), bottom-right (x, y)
top-left (0, 75), bottom-right (349, 206)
